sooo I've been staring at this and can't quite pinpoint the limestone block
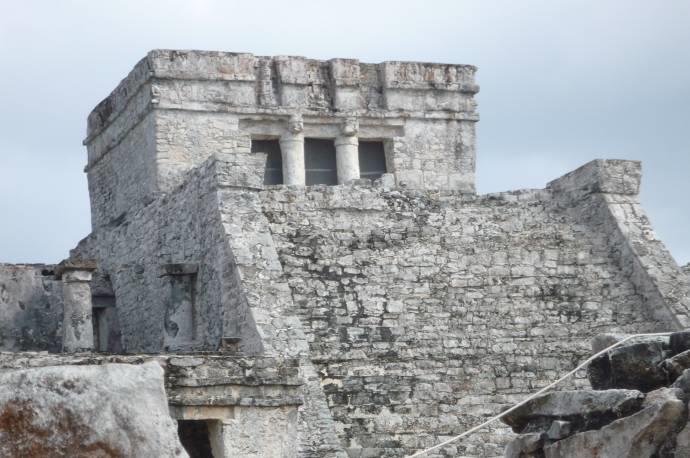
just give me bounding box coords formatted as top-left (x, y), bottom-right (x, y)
top-left (329, 59), bottom-right (361, 111)
top-left (543, 388), bottom-right (686, 458)
top-left (590, 333), bottom-right (670, 354)
top-left (501, 389), bottom-right (644, 434)
top-left (670, 330), bottom-right (690, 355)
top-left (215, 406), bottom-right (298, 458)
top-left (504, 432), bottom-right (545, 458)
top-left (546, 420), bottom-right (572, 440)
top-left (588, 341), bottom-right (668, 392)
top-left (663, 350), bottom-right (690, 381)
top-left (673, 420), bottom-right (690, 457)
top-left (670, 368), bottom-right (690, 397)
top-left (548, 159), bottom-right (642, 197)
top-left (0, 362), bottom-right (187, 458)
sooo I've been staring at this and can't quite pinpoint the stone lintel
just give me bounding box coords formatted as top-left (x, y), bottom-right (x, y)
top-left (169, 405), bottom-right (234, 421)
top-left (240, 115), bottom-right (405, 140)
top-left (161, 263), bottom-right (199, 276)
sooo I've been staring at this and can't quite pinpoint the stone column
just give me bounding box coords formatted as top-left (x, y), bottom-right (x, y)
top-left (335, 116), bottom-right (360, 184)
top-left (57, 260), bottom-right (96, 352)
top-left (279, 114), bottom-right (305, 186)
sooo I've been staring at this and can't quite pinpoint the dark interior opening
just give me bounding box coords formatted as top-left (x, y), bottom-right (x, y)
top-left (178, 420), bottom-right (214, 458)
top-left (92, 296), bottom-right (123, 353)
top-left (358, 141), bottom-right (387, 181)
top-left (164, 272), bottom-right (197, 349)
top-left (305, 138), bottom-right (338, 185)
top-left (251, 139), bottom-right (283, 185)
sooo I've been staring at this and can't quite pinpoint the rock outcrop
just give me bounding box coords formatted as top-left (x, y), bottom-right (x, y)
top-left (502, 331), bottom-right (690, 457)
top-left (0, 361), bottom-right (188, 458)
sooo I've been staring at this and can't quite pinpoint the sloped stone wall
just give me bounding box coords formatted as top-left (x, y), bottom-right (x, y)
top-left (72, 154), bottom-right (264, 353)
top-left (259, 183), bottom-right (664, 456)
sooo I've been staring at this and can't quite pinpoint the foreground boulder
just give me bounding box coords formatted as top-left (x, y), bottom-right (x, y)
top-left (0, 361), bottom-right (188, 458)
top-left (588, 341), bottom-right (669, 392)
top-left (501, 389), bottom-right (644, 434)
top-left (543, 388), bottom-right (686, 458)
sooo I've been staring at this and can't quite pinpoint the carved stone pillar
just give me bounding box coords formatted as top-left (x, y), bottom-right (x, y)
top-left (335, 117), bottom-right (360, 184)
top-left (279, 114), bottom-right (305, 186)
top-left (56, 260), bottom-right (96, 352)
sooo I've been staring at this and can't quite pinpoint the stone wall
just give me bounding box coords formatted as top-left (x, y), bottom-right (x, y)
top-left (73, 154), bottom-right (265, 353)
top-left (548, 160), bottom-right (690, 328)
top-left (0, 264), bottom-right (62, 352)
top-left (73, 154), bottom-right (688, 456)
top-left (257, 163), bottom-right (677, 456)
top-left (72, 154), bottom-right (347, 456)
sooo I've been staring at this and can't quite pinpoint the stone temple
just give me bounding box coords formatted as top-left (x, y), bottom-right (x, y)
top-left (0, 49), bottom-right (689, 457)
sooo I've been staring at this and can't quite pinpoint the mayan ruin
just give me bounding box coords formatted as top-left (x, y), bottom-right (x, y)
top-left (0, 49), bottom-right (689, 457)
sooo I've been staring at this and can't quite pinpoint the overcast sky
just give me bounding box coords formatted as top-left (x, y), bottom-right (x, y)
top-left (1, 0), bottom-right (688, 265)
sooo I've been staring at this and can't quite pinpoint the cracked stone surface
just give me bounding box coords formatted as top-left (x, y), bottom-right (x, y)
top-left (0, 361), bottom-right (187, 458)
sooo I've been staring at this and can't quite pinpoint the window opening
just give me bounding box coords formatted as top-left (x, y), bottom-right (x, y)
top-left (305, 138), bottom-right (337, 185)
top-left (251, 139), bottom-right (283, 185)
top-left (92, 295), bottom-right (122, 353)
top-left (358, 141), bottom-right (387, 181)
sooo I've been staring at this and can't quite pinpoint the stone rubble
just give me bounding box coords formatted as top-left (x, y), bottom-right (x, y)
top-left (502, 330), bottom-right (690, 457)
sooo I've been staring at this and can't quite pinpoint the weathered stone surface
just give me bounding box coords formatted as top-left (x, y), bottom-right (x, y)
top-left (504, 432), bottom-right (544, 458)
top-left (673, 421), bottom-right (690, 457)
top-left (590, 333), bottom-right (669, 354)
top-left (543, 387), bottom-right (686, 458)
top-left (501, 389), bottom-right (644, 434)
top-left (663, 349), bottom-right (690, 381)
top-left (588, 342), bottom-right (668, 391)
top-left (670, 368), bottom-right (690, 396)
top-left (0, 361), bottom-right (187, 458)
top-left (670, 330), bottom-right (690, 355)
top-left (546, 420), bottom-right (572, 440)
top-left (0, 264), bottom-right (63, 352)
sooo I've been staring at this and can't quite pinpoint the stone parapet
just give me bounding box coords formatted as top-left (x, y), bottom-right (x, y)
top-left (549, 160), bottom-right (690, 330)
top-left (547, 159), bottom-right (642, 198)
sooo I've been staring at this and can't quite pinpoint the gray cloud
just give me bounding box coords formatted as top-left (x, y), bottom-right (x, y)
top-left (1, 0), bottom-right (688, 264)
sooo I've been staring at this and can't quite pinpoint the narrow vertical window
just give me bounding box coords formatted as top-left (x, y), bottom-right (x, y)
top-left (162, 263), bottom-right (198, 350)
top-left (305, 138), bottom-right (337, 185)
top-left (251, 139), bottom-right (283, 185)
top-left (358, 141), bottom-right (387, 181)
